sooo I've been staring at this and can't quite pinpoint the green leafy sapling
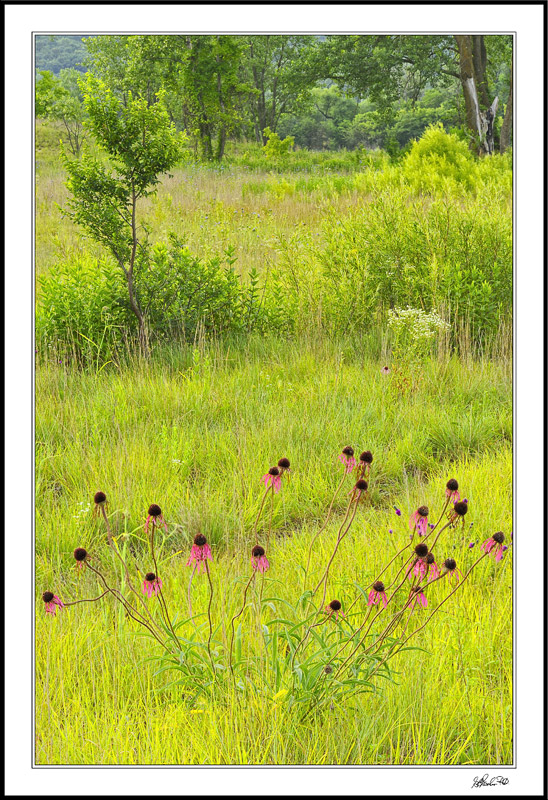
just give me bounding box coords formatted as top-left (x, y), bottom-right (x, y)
top-left (61, 74), bottom-right (187, 350)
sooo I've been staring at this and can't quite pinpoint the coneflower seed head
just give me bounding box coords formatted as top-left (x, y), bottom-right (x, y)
top-left (277, 457), bottom-right (290, 469)
top-left (493, 531), bottom-right (505, 544)
top-left (360, 450), bottom-right (373, 463)
top-left (373, 581), bottom-right (385, 592)
top-left (342, 445), bottom-right (354, 456)
top-left (42, 591), bottom-right (54, 603)
top-left (443, 558), bottom-right (457, 571)
top-left (446, 479), bottom-right (459, 491)
top-left (252, 545), bottom-right (265, 557)
top-left (415, 543), bottom-right (429, 557)
top-left (426, 552), bottom-right (436, 564)
top-left (328, 599), bottom-right (342, 611)
top-left (355, 479), bottom-right (368, 491)
top-left (145, 572), bottom-right (156, 582)
top-left (148, 504), bottom-right (162, 517)
top-left (417, 506), bottom-right (429, 517)
top-left (94, 491), bottom-right (106, 504)
top-left (74, 547), bottom-right (88, 561)
top-left (268, 466), bottom-right (280, 476)
top-left (194, 533), bottom-right (207, 546)
top-left (453, 501), bottom-right (468, 516)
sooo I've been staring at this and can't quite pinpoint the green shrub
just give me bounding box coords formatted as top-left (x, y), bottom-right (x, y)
top-left (403, 123), bottom-right (476, 193)
top-left (36, 239), bottom-right (292, 364)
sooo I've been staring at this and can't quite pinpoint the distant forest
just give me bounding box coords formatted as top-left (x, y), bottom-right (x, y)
top-left (35, 34), bottom-right (512, 155)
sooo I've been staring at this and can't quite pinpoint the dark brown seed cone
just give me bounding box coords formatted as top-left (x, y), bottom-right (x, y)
top-left (42, 591), bottom-right (54, 603)
top-left (453, 501), bottom-right (468, 516)
top-left (148, 504), bottom-right (162, 517)
top-left (194, 533), bottom-right (207, 546)
top-left (252, 545), bottom-right (265, 557)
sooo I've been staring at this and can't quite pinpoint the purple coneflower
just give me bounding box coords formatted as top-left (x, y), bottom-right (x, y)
top-left (409, 586), bottom-right (428, 609)
top-left (351, 478), bottom-right (368, 502)
top-left (441, 557), bottom-right (462, 583)
top-left (43, 591), bottom-right (65, 616)
top-left (481, 531), bottom-right (506, 562)
top-left (367, 581), bottom-right (388, 608)
top-left (324, 599), bottom-right (344, 620)
top-left (409, 506), bottom-right (429, 536)
top-left (263, 466), bottom-right (281, 493)
top-left (73, 547), bottom-right (88, 569)
top-left (339, 446), bottom-right (356, 474)
top-left (445, 478), bottom-right (460, 504)
top-left (142, 572), bottom-right (163, 597)
top-left (277, 457), bottom-right (290, 474)
top-left (93, 490), bottom-right (107, 517)
top-left (448, 500), bottom-right (468, 527)
top-left (426, 552), bottom-right (441, 579)
top-left (145, 504), bottom-right (168, 535)
top-left (359, 450), bottom-right (373, 477)
top-left (413, 542), bottom-right (429, 579)
top-left (187, 533), bottom-right (213, 573)
top-left (381, 366), bottom-right (390, 375)
top-left (251, 545), bottom-right (270, 573)
top-left (407, 586), bottom-right (428, 608)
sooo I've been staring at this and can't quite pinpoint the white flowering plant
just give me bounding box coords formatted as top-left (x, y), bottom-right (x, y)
top-left (387, 306), bottom-right (450, 394)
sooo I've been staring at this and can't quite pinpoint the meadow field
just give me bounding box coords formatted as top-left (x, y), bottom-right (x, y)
top-left (35, 124), bottom-right (513, 766)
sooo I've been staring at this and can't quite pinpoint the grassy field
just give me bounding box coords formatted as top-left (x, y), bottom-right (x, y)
top-left (35, 126), bottom-right (512, 765)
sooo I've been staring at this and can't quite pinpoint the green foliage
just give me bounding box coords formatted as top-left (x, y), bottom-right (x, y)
top-left (36, 254), bottom-right (136, 363)
top-left (35, 69), bottom-right (88, 156)
top-left (36, 239), bottom-right (291, 363)
top-left (403, 124), bottom-right (476, 192)
top-left (262, 127), bottom-right (295, 159)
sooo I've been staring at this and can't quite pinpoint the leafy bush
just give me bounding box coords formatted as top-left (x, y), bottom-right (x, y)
top-left (262, 127), bottom-right (294, 159)
top-left (36, 239), bottom-right (291, 364)
top-left (36, 254), bottom-right (136, 363)
top-left (403, 124), bottom-right (476, 193)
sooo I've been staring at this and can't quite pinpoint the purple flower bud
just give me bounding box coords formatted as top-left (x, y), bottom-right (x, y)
top-left (394, 507), bottom-right (401, 516)
top-left (388, 529), bottom-right (393, 534)
top-left (468, 542), bottom-right (475, 548)
top-left (502, 545), bottom-right (508, 552)
top-left (463, 498), bottom-right (468, 503)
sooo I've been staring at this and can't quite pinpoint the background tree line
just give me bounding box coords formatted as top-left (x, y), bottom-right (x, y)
top-left (36, 33), bottom-right (512, 159)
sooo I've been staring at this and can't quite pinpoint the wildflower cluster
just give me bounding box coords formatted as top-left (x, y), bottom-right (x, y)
top-left (42, 449), bottom-right (509, 716)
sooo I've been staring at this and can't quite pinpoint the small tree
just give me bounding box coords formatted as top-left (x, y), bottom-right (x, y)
top-left (62, 74), bottom-right (186, 349)
top-left (35, 69), bottom-right (87, 157)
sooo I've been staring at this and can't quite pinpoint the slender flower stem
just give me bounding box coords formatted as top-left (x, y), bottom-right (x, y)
top-left (345, 543), bottom-right (413, 617)
top-left (63, 591), bottom-right (109, 606)
top-left (303, 470), bottom-right (347, 591)
top-left (205, 560), bottom-right (216, 677)
top-left (424, 519), bottom-right (453, 551)
top-left (312, 492), bottom-right (357, 598)
top-left (85, 563), bottom-right (170, 652)
top-left (149, 520), bottom-right (178, 642)
top-left (100, 505), bottom-right (158, 630)
top-left (253, 485), bottom-right (273, 545)
top-left (363, 552), bottom-right (489, 683)
top-left (187, 564), bottom-right (196, 620)
top-left (228, 572), bottom-right (255, 675)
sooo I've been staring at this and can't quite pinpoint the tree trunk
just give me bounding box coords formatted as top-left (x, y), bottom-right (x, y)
top-left (455, 34), bottom-right (498, 156)
top-left (500, 64), bottom-right (513, 154)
